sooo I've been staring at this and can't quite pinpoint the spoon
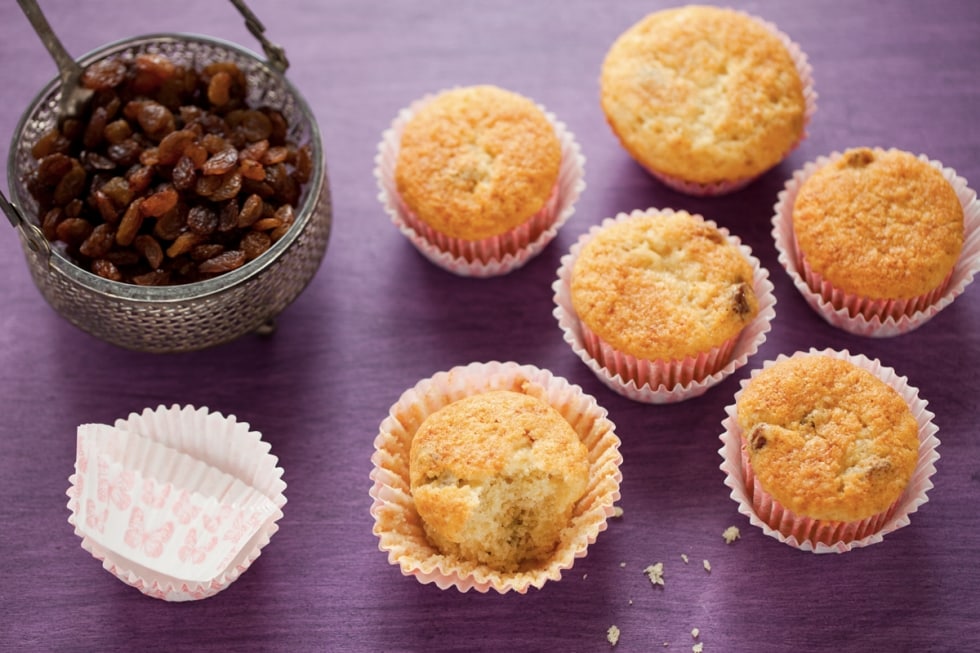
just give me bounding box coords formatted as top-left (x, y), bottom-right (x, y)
top-left (16, 0), bottom-right (94, 124)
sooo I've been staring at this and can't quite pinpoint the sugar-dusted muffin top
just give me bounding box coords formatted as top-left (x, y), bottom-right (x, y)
top-left (409, 389), bottom-right (589, 572)
top-left (599, 5), bottom-right (806, 185)
top-left (395, 85), bottom-right (562, 241)
top-left (736, 355), bottom-right (919, 523)
top-left (793, 147), bottom-right (964, 301)
top-left (570, 210), bottom-right (759, 362)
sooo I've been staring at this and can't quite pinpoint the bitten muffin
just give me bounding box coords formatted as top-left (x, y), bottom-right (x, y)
top-left (792, 147), bottom-right (964, 305)
top-left (600, 5), bottom-right (808, 191)
top-left (570, 210), bottom-right (759, 366)
top-left (409, 389), bottom-right (590, 573)
top-left (395, 85), bottom-right (562, 241)
top-left (736, 354), bottom-right (919, 523)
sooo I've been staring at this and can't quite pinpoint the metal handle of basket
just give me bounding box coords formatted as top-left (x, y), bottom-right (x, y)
top-left (1, 190), bottom-right (50, 255)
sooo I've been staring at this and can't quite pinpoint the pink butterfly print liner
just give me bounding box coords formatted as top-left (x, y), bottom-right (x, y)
top-left (66, 405), bottom-right (286, 602)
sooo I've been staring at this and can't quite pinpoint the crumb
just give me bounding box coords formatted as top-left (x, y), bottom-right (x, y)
top-left (663, 643), bottom-right (669, 648)
top-left (722, 525), bottom-right (741, 544)
top-left (693, 643), bottom-right (704, 653)
top-left (620, 562), bottom-right (627, 568)
top-left (628, 599), bottom-right (633, 605)
top-left (691, 628), bottom-right (700, 639)
top-left (607, 625), bottom-right (620, 646)
top-left (702, 559), bottom-right (711, 573)
top-left (681, 553), bottom-right (689, 564)
top-left (644, 562), bottom-right (665, 587)
top-left (613, 506), bottom-right (624, 518)
top-left (584, 573), bottom-right (588, 580)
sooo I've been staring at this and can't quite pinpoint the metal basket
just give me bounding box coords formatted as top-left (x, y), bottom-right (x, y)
top-left (5, 32), bottom-right (331, 353)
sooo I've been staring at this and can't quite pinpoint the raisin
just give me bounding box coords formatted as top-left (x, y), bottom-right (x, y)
top-left (210, 171), bottom-right (242, 202)
top-left (104, 248), bottom-right (140, 267)
top-left (262, 146), bottom-right (289, 166)
top-left (241, 230), bottom-right (272, 260)
top-left (81, 59), bottom-right (127, 90)
top-left (126, 165), bottom-right (155, 196)
top-left (79, 223), bottom-right (116, 258)
top-left (92, 259), bottom-right (123, 281)
top-left (141, 185), bottom-right (179, 217)
top-left (102, 119), bottom-right (133, 145)
top-left (135, 53), bottom-right (176, 82)
top-left (190, 243), bottom-right (225, 261)
top-left (153, 206), bottom-right (186, 241)
top-left (36, 153), bottom-right (73, 186)
top-left (239, 158), bottom-right (266, 181)
top-left (166, 231), bottom-right (204, 258)
top-left (202, 147), bottom-right (239, 176)
top-left (94, 190), bottom-right (119, 223)
top-left (240, 139), bottom-right (269, 162)
top-left (41, 207), bottom-right (64, 240)
top-left (32, 128), bottom-right (71, 159)
top-left (134, 234), bottom-right (164, 269)
top-left (81, 151), bottom-right (117, 171)
top-left (107, 140), bottom-right (142, 167)
top-left (294, 144), bottom-right (313, 184)
top-left (157, 129), bottom-right (196, 165)
top-left (172, 155), bottom-right (197, 191)
top-left (53, 160), bottom-right (87, 206)
top-left (252, 217), bottom-right (283, 232)
top-left (116, 199), bottom-right (144, 246)
top-left (137, 102), bottom-right (176, 140)
top-left (198, 250), bottom-right (245, 275)
top-left (237, 194), bottom-right (263, 228)
top-left (187, 206), bottom-right (218, 235)
top-left (208, 71), bottom-right (233, 107)
top-left (132, 269), bottom-right (171, 286)
top-left (100, 176), bottom-right (133, 207)
top-left (56, 217), bottom-right (94, 245)
top-left (218, 201), bottom-right (239, 232)
top-left (83, 106), bottom-right (109, 150)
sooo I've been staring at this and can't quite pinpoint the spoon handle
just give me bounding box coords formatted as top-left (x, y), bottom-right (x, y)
top-left (16, 0), bottom-right (82, 86)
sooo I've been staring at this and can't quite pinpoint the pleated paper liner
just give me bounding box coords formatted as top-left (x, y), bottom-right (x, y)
top-left (66, 405), bottom-right (286, 601)
top-left (369, 361), bottom-right (622, 593)
top-left (772, 149), bottom-right (980, 336)
top-left (375, 90), bottom-right (585, 277)
top-left (718, 349), bottom-right (940, 553)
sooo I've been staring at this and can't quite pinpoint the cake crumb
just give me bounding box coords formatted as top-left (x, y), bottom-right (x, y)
top-left (702, 559), bottom-right (711, 573)
top-left (620, 562), bottom-right (627, 568)
top-left (681, 553), bottom-right (689, 564)
top-left (607, 625), bottom-right (620, 646)
top-left (663, 643), bottom-right (669, 648)
top-left (693, 643), bottom-right (704, 653)
top-left (584, 573), bottom-right (588, 580)
top-left (722, 525), bottom-right (741, 544)
top-left (691, 628), bottom-right (700, 639)
top-left (644, 562), bottom-right (665, 587)
top-left (628, 599), bottom-right (633, 605)
top-left (612, 506), bottom-right (624, 518)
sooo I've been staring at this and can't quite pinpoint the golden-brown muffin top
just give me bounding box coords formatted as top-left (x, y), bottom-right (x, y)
top-left (599, 5), bottom-right (806, 185)
top-left (395, 85), bottom-right (562, 241)
top-left (409, 389), bottom-right (589, 571)
top-left (736, 354), bottom-right (919, 523)
top-left (793, 147), bottom-right (964, 300)
top-left (570, 210), bottom-right (759, 362)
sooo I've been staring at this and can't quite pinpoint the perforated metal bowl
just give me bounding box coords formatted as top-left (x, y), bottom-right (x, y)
top-left (6, 33), bottom-right (331, 353)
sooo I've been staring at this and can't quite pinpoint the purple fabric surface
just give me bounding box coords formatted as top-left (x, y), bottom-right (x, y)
top-left (1, 1), bottom-right (978, 650)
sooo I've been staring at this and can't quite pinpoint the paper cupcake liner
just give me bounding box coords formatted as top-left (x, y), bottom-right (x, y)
top-left (369, 361), bottom-right (622, 593)
top-left (638, 9), bottom-right (817, 197)
top-left (375, 90), bottom-right (586, 277)
top-left (718, 348), bottom-right (940, 553)
top-left (65, 405), bottom-right (286, 601)
top-left (553, 208), bottom-right (776, 404)
top-left (773, 148), bottom-right (980, 336)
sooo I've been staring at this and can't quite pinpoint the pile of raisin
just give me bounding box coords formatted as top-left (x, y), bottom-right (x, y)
top-left (25, 52), bottom-right (314, 285)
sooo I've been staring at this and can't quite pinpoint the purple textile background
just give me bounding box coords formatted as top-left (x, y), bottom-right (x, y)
top-left (1, 1), bottom-right (978, 651)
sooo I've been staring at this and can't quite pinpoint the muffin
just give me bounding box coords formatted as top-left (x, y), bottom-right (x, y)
top-left (719, 350), bottom-right (940, 552)
top-left (410, 390), bottom-right (590, 573)
top-left (599, 5), bottom-right (813, 195)
top-left (370, 361), bottom-right (622, 593)
top-left (555, 208), bottom-right (775, 403)
top-left (376, 85), bottom-right (585, 276)
top-left (775, 147), bottom-right (971, 335)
